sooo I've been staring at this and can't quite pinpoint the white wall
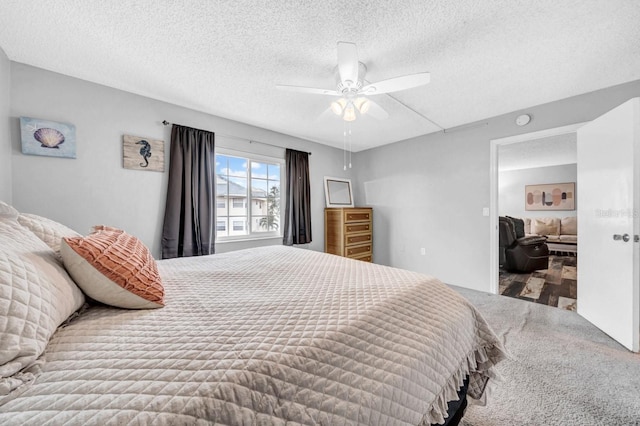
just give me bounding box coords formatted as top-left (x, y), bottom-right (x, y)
top-left (499, 163), bottom-right (577, 219)
top-left (9, 63), bottom-right (350, 258)
top-left (0, 47), bottom-right (10, 202)
top-left (352, 79), bottom-right (640, 292)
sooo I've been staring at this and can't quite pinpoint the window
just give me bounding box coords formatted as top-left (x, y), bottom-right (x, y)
top-left (215, 151), bottom-right (282, 240)
top-left (216, 221), bottom-right (226, 232)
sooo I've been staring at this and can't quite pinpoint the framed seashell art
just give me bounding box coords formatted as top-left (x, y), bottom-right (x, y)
top-left (122, 134), bottom-right (164, 172)
top-left (20, 116), bottom-right (76, 158)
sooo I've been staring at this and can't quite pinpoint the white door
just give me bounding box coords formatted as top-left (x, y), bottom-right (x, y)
top-left (577, 97), bottom-right (640, 352)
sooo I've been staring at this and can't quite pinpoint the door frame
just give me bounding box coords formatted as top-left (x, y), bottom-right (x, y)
top-left (488, 122), bottom-right (588, 294)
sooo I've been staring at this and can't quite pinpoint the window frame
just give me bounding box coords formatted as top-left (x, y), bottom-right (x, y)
top-left (215, 148), bottom-right (285, 242)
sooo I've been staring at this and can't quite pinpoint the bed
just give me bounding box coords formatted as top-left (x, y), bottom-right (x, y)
top-left (0, 202), bottom-right (506, 425)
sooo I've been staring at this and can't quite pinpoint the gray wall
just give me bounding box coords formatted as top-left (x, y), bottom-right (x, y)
top-left (0, 47), bottom-right (10, 202)
top-left (352, 80), bottom-right (640, 292)
top-left (499, 163), bottom-right (577, 219)
top-left (9, 63), bottom-right (350, 258)
top-left (8, 60), bottom-right (640, 293)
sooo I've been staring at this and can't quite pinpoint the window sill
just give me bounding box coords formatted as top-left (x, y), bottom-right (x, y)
top-left (216, 236), bottom-right (282, 244)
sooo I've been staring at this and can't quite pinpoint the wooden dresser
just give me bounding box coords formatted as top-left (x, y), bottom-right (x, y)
top-left (324, 207), bottom-right (373, 262)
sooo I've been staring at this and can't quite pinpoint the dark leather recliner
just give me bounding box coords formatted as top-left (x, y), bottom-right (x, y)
top-left (499, 216), bottom-right (549, 272)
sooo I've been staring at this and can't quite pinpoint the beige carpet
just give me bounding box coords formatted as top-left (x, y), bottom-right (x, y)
top-left (450, 285), bottom-right (640, 426)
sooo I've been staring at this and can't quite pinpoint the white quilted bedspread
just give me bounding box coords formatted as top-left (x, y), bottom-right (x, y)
top-left (0, 246), bottom-right (505, 425)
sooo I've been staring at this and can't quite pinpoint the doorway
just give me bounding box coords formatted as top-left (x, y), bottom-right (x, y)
top-left (490, 99), bottom-right (640, 353)
top-left (496, 134), bottom-right (578, 310)
top-left (488, 122), bottom-right (586, 297)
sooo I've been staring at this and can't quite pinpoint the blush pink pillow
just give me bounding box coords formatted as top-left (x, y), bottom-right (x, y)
top-left (61, 227), bottom-right (164, 309)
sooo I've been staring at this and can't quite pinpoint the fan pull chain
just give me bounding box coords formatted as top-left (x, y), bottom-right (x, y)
top-left (341, 122), bottom-right (353, 170)
top-left (343, 121), bottom-right (347, 171)
top-left (348, 124), bottom-right (352, 169)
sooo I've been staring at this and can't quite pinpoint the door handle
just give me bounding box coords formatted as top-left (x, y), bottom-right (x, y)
top-left (613, 234), bottom-right (631, 242)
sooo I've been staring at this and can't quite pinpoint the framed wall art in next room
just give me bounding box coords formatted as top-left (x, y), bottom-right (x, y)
top-left (525, 182), bottom-right (575, 211)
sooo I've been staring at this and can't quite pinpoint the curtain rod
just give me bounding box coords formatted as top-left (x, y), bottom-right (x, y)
top-left (162, 120), bottom-right (311, 155)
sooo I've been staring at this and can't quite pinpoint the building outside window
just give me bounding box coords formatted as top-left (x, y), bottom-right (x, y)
top-left (215, 151), bottom-right (282, 240)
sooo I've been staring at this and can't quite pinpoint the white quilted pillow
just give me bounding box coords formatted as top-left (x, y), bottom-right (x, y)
top-left (17, 213), bottom-right (81, 257)
top-left (0, 220), bottom-right (85, 394)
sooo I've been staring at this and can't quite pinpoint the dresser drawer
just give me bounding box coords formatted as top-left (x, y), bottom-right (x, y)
top-left (344, 209), bottom-right (371, 223)
top-left (345, 223), bottom-right (371, 234)
top-left (345, 233), bottom-right (372, 245)
top-left (346, 244), bottom-right (372, 257)
top-left (351, 254), bottom-right (372, 262)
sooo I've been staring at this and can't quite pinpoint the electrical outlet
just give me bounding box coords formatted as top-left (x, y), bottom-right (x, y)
top-left (420, 248), bottom-right (426, 255)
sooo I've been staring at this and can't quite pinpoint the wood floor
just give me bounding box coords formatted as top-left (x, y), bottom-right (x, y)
top-left (499, 254), bottom-right (577, 311)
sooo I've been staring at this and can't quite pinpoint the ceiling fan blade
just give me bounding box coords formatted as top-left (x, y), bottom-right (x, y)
top-left (365, 99), bottom-right (389, 120)
top-left (316, 106), bottom-right (337, 122)
top-left (337, 42), bottom-right (359, 87)
top-left (276, 84), bottom-right (338, 96)
top-left (361, 72), bottom-right (430, 95)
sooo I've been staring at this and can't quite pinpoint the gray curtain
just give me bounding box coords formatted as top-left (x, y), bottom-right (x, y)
top-left (283, 149), bottom-right (312, 245)
top-left (161, 124), bottom-right (215, 259)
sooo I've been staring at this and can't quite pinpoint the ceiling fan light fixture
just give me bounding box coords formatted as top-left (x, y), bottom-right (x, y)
top-left (343, 104), bottom-right (356, 122)
top-left (331, 98), bottom-right (346, 115)
top-left (354, 97), bottom-right (370, 115)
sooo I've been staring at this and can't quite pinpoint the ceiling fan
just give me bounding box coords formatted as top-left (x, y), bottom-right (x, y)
top-left (276, 42), bottom-right (430, 121)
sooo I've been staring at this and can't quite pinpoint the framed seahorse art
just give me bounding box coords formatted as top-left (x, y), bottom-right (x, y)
top-left (122, 134), bottom-right (164, 172)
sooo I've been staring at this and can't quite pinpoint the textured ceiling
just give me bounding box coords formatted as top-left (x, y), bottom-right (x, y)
top-left (499, 133), bottom-right (577, 171)
top-left (1, 1), bottom-right (639, 152)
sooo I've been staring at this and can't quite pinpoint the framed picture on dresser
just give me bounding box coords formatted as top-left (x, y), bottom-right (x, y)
top-left (324, 177), bottom-right (354, 207)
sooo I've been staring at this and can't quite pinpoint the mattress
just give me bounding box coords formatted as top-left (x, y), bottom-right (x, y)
top-left (0, 246), bottom-right (505, 425)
